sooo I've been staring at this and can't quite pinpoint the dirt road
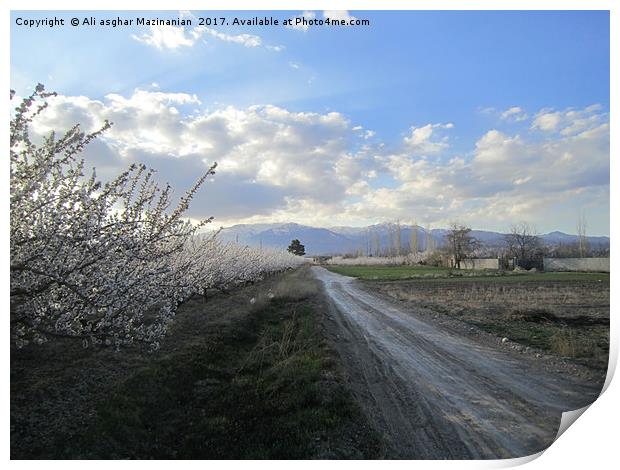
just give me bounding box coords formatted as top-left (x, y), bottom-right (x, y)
top-left (312, 267), bottom-right (602, 459)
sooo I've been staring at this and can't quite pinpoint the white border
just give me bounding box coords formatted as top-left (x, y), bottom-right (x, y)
top-left (3, 1), bottom-right (616, 469)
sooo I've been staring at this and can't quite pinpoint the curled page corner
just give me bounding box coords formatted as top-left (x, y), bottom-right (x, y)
top-left (494, 449), bottom-right (546, 468)
top-left (554, 404), bottom-right (592, 442)
top-left (601, 348), bottom-right (618, 395)
top-left (490, 403), bottom-right (595, 469)
top-left (545, 350), bottom-right (614, 458)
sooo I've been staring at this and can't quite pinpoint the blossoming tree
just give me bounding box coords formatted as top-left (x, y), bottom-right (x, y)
top-left (10, 85), bottom-right (303, 350)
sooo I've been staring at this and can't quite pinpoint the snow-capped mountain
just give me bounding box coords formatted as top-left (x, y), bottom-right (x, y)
top-left (214, 222), bottom-right (610, 256)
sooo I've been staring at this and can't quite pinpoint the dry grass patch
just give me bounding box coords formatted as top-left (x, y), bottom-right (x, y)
top-left (11, 266), bottom-right (382, 459)
top-left (368, 279), bottom-right (609, 372)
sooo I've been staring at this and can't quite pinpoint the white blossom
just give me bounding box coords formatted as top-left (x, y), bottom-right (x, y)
top-left (10, 85), bottom-right (304, 350)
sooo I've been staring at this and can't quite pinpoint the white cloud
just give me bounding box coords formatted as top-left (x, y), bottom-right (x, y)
top-left (531, 106), bottom-right (607, 137)
top-left (201, 27), bottom-right (262, 47)
top-left (364, 130), bottom-right (376, 139)
top-left (473, 130), bottom-right (525, 165)
top-left (345, 105), bottom-right (608, 228)
top-left (500, 106), bottom-right (528, 122)
top-left (132, 11), bottom-right (265, 50)
top-left (403, 123), bottom-right (452, 155)
top-left (286, 11), bottom-right (316, 32)
top-left (531, 110), bottom-right (562, 131)
top-left (31, 89), bottom-right (377, 223)
top-left (513, 176), bottom-right (531, 185)
top-left (28, 92), bottom-right (609, 230)
top-left (585, 104), bottom-right (602, 113)
top-left (131, 24), bottom-right (203, 50)
top-left (480, 105), bottom-right (528, 122)
top-left (323, 10), bottom-right (357, 22)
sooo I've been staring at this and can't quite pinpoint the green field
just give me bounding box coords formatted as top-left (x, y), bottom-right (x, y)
top-left (325, 265), bottom-right (610, 283)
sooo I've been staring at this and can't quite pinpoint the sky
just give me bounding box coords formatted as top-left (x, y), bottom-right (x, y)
top-left (10, 10), bottom-right (610, 234)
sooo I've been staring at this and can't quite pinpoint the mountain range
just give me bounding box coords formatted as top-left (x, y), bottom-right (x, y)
top-left (214, 223), bottom-right (610, 256)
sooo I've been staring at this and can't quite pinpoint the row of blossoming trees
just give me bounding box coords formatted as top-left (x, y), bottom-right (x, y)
top-left (10, 85), bottom-right (304, 350)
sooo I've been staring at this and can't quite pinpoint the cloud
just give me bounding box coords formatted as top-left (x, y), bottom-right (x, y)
top-left (473, 130), bottom-right (525, 165)
top-left (531, 110), bottom-right (562, 131)
top-left (480, 106), bottom-right (528, 122)
top-left (323, 10), bottom-right (357, 22)
top-left (403, 123), bottom-right (453, 155)
top-left (31, 89), bottom-right (377, 222)
top-left (531, 106), bottom-right (608, 138)
top-left (132, 11), bottom-right (265, 50)
top-left (201, 27), bottom-right (262, 47)
top-left (332, 105), bottom-right (608, 228)
top-left (364, 130), bottom-right (376, 139)
top-left (28, 91), bottom-right (608, 230)
top-left (364, 106), bottom-right (609, 227)
top-left (286, 11), bottom-right (316, 32)
top-left (500, 106), bottom-right (528, 122)
top-left (131, 24), bottom-right (203, 50)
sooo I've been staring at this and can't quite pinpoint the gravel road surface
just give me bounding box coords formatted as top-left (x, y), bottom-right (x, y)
top-left (312, 267), bottom-right (602, 459)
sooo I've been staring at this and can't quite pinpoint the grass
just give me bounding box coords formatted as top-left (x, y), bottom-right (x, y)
top-left (368, 278), bottom-right (609, 372)
top-left (326, 265), bottom-right (610, 283)
top-left (11, 267), bottom-right (383, 459)
top-left (466, 316), bottom-right (608, 366)
top-left (326, 265), bottom-right (456, 280)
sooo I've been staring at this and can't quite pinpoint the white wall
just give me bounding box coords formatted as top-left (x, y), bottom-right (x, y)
top-left (460, 258), bottom-right (499, 270)
top-left (543, 257), bottom-right (610, 272)
top-left (326, 254), bottom-right (420, 266)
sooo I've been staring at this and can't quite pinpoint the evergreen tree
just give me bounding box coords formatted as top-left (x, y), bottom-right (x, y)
top-left (287, 239), bottom-right (306, 256)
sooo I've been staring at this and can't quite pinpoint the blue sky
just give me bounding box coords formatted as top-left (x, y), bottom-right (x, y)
top-left (10, 10), bottom-right (610, 234)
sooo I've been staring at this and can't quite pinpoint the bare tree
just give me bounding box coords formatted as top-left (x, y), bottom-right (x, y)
top-left (425, 224), bottom-right (436, 253)
top-left (504, 223), bottom-right (543, 269)
top-left (387, 223), bottom-right (394, 257)
top-left (577, 212), bottom-right (588, 258)
top-left (445, 223), bottom-right (479, 269)
top-left (372, 230), bottom-right (381, 257)
top-left (410, 222), bottom-right (419, 255)
top-left (396, 220), bottom-right (402, 256)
